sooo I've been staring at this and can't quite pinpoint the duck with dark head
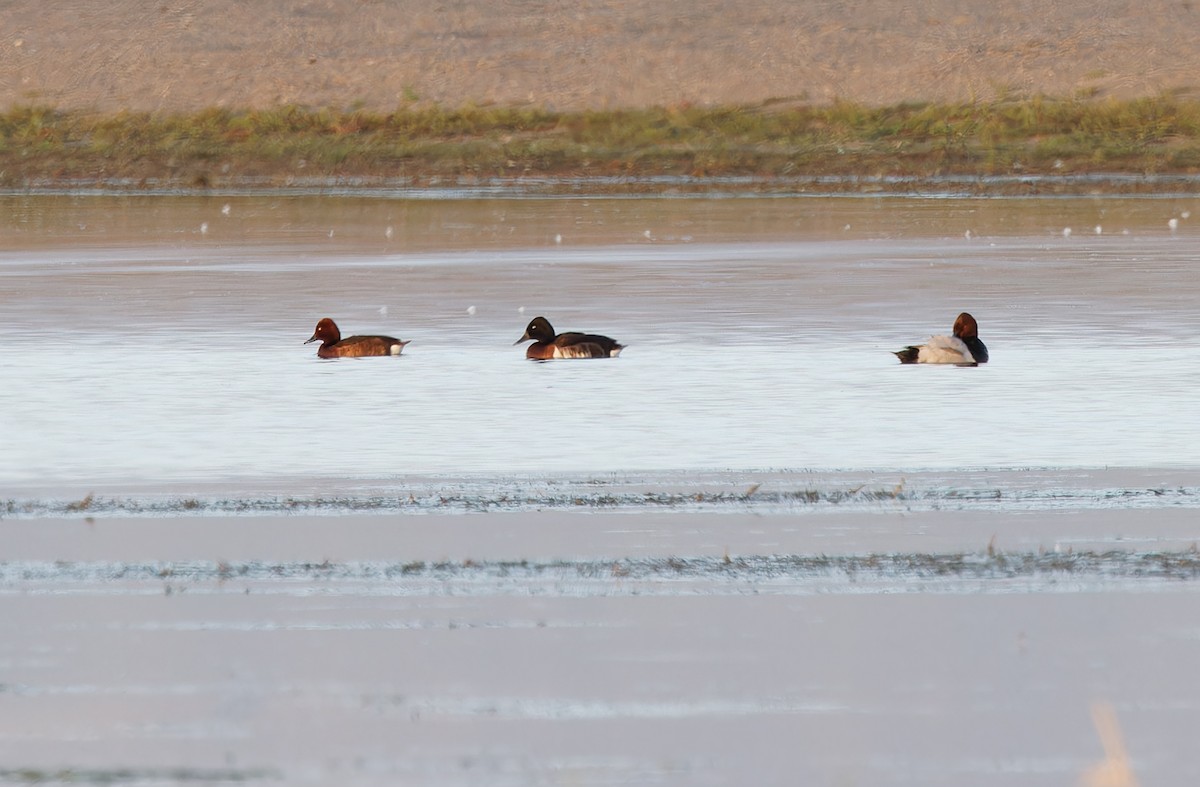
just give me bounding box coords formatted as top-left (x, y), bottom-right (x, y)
top-left (305, 317), bottom-right (409, 358)
top-left (515, 316), bottom-right (624, 360)
top-left (894, 312), bottom-right (988, 366)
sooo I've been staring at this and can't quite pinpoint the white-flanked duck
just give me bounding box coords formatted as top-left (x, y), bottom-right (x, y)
top-left (515, 316), bottom-right (624, 360)
top-left (894, 312), bottom-right (988, 366)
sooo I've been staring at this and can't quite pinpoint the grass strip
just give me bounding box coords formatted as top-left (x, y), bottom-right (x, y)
top-left (2, 96), bottom-right (1199, 191)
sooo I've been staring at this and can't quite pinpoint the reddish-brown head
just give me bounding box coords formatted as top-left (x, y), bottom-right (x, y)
top-left (952, 312), bottom-right (979, 339)
top-left (305, 317), bottom-right (341, 346)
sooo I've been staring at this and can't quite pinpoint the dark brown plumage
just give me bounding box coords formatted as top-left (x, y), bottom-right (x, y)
top-left (515, 316), bottom-right (624, 360)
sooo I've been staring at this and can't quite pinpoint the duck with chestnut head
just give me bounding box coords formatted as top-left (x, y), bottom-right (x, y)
top-left (894, 312), bottom-right (988, 366)
top-left (305, 318), bottom-right (409, 358)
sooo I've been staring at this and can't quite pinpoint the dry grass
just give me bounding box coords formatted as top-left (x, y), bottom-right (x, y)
top-left (1, 97), bottom-right (1199, 191)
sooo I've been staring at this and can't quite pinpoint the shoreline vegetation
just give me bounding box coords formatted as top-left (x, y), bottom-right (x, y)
top-left (3, 96), bottom-right (1199, 195)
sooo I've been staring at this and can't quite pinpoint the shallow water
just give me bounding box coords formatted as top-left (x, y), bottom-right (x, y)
top-left (3, 192), bottom-right (1200, 786)
top-left (4, 509), bottom-right (1200, 787)
top-left (2, 193), bottom-right (1199, 490)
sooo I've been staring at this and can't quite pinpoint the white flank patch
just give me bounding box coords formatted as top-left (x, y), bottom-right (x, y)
top-left (554, 344), bottom-right (603, 359)
top-left (917, 335), bottom-right (974, 364)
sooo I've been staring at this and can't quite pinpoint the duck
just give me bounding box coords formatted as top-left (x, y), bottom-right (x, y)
top-left (515, 316), bottom-right (624, 360)
top-left (894, 312), bottom-right (988, 366)
top-left (305, 317), bottom-right (409, 358)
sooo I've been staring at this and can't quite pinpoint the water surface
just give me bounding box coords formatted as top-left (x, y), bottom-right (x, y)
top-left (2, 194), bottom-right (1198, 489)
top-left (4, 192), bottom-right (1200, 787)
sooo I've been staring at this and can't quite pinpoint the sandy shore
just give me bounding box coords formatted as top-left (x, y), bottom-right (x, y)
top-left (3, 0), bottom-right (1199, 113)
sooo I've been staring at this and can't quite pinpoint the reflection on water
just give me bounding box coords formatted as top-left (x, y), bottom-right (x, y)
top-left (2, 194), bottom-right (1198, 486)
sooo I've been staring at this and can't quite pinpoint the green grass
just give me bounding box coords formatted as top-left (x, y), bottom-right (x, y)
top-left (2, 96), bottom-right (1199, 191)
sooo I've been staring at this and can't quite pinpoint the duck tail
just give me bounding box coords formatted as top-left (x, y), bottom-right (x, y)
top-left (894, 346), bottom-right (920, 364)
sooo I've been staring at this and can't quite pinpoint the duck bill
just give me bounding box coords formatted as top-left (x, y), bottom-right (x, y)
top-left (514, 332), bottom-right (532, 345)
top-left (304, 334), bottom-right (319, 344)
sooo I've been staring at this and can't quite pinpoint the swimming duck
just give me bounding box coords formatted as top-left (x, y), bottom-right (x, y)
top-left (515, 316), bottom-right (624, 360)
top-left (305, 317), bottom-right (409, 358)
top-left (894, 312), bottom-right (988, 366)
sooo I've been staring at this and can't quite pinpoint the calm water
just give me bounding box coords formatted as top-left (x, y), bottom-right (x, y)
top-left (2, 193), bottom-right (1198, 488)
top-left (4, 193), bottom-right (1200, 787)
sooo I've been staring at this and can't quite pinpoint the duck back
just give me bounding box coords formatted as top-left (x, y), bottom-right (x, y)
top-left (318, 335), bottom-right (408, 358)
top-left (553, 332), bottom-right (623, 358)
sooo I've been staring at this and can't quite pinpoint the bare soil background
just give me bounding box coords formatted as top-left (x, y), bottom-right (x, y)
top-left (3, 0), bottom-right (1198, 113)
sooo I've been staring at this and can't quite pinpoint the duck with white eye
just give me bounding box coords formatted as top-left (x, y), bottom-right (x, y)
top-left (515, 316), bottom-right (624, 360)
top-left (894, 312), bottom-right (988, 367)
top-left (305, 317), bottom-right (409, 358)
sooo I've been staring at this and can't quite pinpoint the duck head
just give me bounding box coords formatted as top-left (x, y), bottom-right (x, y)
top-left (952, 312), bottom-right (979, 339)
top-left (305, 317), bottom-right (341, 346)
top-left (515, 316), bottom-right (555, 345)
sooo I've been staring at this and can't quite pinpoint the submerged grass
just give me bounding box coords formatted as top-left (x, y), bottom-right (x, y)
top-left (5, 551), bottom-right (1200, 586)
top-left (0, 767), bottom-right (279, 783)
top-left (4, 483), bottom-right (1199, 518)
top-left (2, 96), bottom-right (1199, 192)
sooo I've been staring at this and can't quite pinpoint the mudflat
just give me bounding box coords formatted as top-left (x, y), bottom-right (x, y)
top-left (3, 0), bottom-right (1198, 112)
